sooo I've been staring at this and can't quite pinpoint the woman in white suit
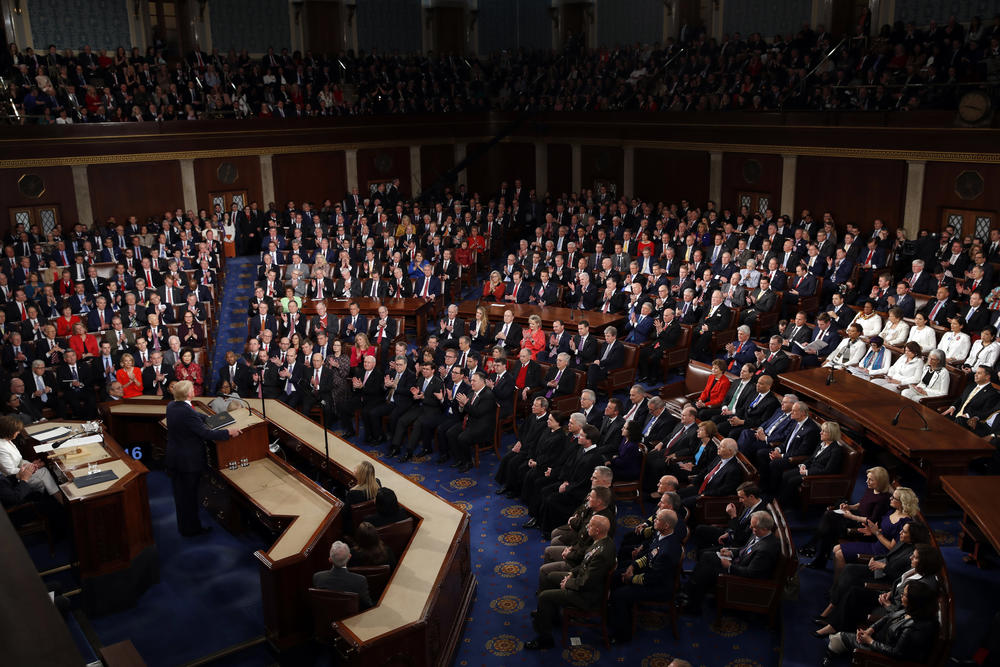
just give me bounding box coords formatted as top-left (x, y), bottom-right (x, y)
top-left (935, 318), bottom-right (971, 365)
top-left (905, 312), bottom-right (937, 354)
top-left (872, 342), bottom-right (925, 392)
top-left (901, 350), bottom-right (950, 402)
top-left (876, 307), bottom-right (909, 346)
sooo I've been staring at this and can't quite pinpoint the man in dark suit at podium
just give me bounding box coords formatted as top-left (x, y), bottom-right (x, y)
top-left (165, 380), bottom-right (241, 537)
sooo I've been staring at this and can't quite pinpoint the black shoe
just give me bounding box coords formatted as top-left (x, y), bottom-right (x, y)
top-left (813, 616), bottom-right (829, 626)
top-left (524, 637), bottom-right (554, 651)
top-left (417, 448), bottom-right (433, 457)
top-left (437, 456), bottom-right (450, 464)
top-left (813, 629), bottom-right (834, 639)
top-left (523, 518), bottom-right (538, 529)
top-left (497, 486), bottom-right (509, 495)
top-left (388, 447), bottom-right (400, 458)
top-left (805, 560), bottom-right (827, 570)
top-left (398, 452), bottom-right (412, 463)
top-left (456, 462), bottom-right (472, 473)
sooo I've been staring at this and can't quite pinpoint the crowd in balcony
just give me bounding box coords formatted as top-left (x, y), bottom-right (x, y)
top-left (2, 11), bottom-right (998, 124)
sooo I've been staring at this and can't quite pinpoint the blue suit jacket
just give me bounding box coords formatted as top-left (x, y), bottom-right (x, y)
top-left (780, 418), bottom-right (821, 459)
top-left (414, 275), bottom-right (441, 298)
top-left (165, 400), bottom-right (232, 473)
top-left (788, 273), bottom-right (817, 297)
top-left (625, 315), bottom-right (655, 343)
top-left (809, 326), bottom-right (841, 356)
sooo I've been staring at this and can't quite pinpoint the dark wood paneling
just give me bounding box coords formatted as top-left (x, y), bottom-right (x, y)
top-left (305, 1), bottom-right (343, 53)
top-left (272, 151), bottom-right (347, 207)
top-left (88, 161), bottom-right (183, 225)
top-left (465, 141), bottom-right (535, 198)
top-left (721, 153), bottom-right (782, 213)
top-left (795, 156), bottom-right (906, 235)
top-left (357, 147), bottom-right (411, 199)
top-left (634, 148), bottom-right (709, 205)
top-left (581, 145), bottom-right (624, 194)
top-left (432, 6), bottom-right (466, 55)
top-left (420, 144), bottom-right (456, 194)
top-left (0, 165), bottom-right (78, 234)
top-left (193, 156), bottom-right (263, 211)
top-left (920, 162), bottom-right (1000, 234)
top-left (547, 143), bottom-right (572, 197)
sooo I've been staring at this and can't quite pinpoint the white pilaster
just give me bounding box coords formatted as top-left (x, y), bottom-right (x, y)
top-left (259, 154), bottom-right (275, 207)
top-left (623, 146), bottom-right (635, 199)
top-left (72, 165), bottom-right (94, 227)
top-left (709, 151), bottom-right (723, 208)
top-left (780, 154), bottom-right (798, 217)
top-left (571, 143), bottom-right (582, 194)
top-left (535, 143), bottom-right (548, 195)
top-left (454, 142), bottom-right (467, 168)
top-left (903, 160), bottom-right (926, 239)
top-left (345, 149), bottom-right (359, 192)
top-left (179, 159), bottom-right (198, 213)
top-left (409, 145), bottom-right (421, 197)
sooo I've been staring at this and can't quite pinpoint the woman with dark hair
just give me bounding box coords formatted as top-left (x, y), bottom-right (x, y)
top-left (348, 521), bottom-right (396, 570)
top-left (610, 419), bottom-right (643, 482)
top-left (518, 411), bottom-right (571, 506)
top-left (368, 488), bottom-right (409, 527)
top-left (174, 348), bottom-right (204, 396)
top-left (822, 580), bottom-right (939, 665)
top-left (815, 542), bottom-right (942, 637)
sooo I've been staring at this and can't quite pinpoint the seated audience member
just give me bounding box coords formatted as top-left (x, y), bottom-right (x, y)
top-left (642, 407), bottom-right (697, 492)
top-left (870, 341), bottom-right (924, 392)
top-left (347, 521), bottom-right (396, 571)
top-left (849, 300), bottom-right (882, 338)
top-left (962, 326), bottom-right (999, 372)
top-left (0, 415), bottom-right (60, 497)
top-left (608, 508), bottom-right (682, 644)
top-left (312, 540), bottom-right (373, 611)
top-left (25, 359), bottom-right (60, 418)
top-left (822, 579), bottom-right (939, 665)
top-left (755, 400), bottom-right (820, 492)
top-left (496, 397), bottom-right (550, 496)
top-left (847, 336), bottom-right (891, 379)
top-left (346, 460), bottom-right (381, 505)
top-left (752, 335), bottom-right (791, 378)
top-left (174, 348), bottom-right (203, 396)
top-left (833, 487), bottom-right (920, 573)
top-left (800, 466), bottom-right (892, 570)
top-left (936, 318), bottom-right (971, 364)
top-left (524, 515), bottom-right (615, 650)
top-left (876, 307), bottom-right (909, 347)
top-left (538, 486), bottom-right (615, 587)
top-left (677, 437), bottom-right (742, 512)
top-left (680, 510), bottom-right (779, 614)
top-left (637, 309), bottom-right (680, 383)
top-left (57, 349), bottom-right (97, 418)
top-left (368, 487), bottom-right (409, 527)
top-left (669, 419), bottom-right (718, 484)
top-left (692, 481), bottom-right (765, 552)
top-left (721, 326), bottom-right (756, 374)
top-left (904, 312), bottom-right (936, 354)
top-left (797, 313), bottom-right (841, 368)
top-left (823, 324), bottom-right (867, 369)
top-left (585, 326), bottom-right (625, 390)
top-left (940, 364), bottom-right (998, 434)
top-left (777, 420), bottom-right (845, 507)
top-left (900, 349), bottom-right (950, 402)
top-left (609, 420), bottom-right (643, 482)
top-left (689, 290), bottom-right (731, 361)
top-left (208, 380), bottom-right (239, 414)
top-left (694, 359), bottom-right (731, 419)
top-left (530, 434), bottom-right (606, 535)
top-left (717, 371), bottom-right (777, 440)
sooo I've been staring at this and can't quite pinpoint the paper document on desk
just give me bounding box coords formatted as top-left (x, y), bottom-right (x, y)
top-left (62, 434), bottom-right (104, 449)
top-left (31, 426), bottom-right (71, 442)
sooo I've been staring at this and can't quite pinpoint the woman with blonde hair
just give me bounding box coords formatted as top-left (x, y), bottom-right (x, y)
top-left (347, 460), bottom-right (381, 504)
top-left (802, 466), bottom-right (892, 570)
top-left (469, 306), bottom-right (491, 351)
top-left (350, 332), bottom-right (377, 367)
top-left (833, 486), bottom-right (919, 574)
top-left (116, 352), bottom-right (144, 398)
top-left (520, 314), bottom-right (546, 360)
top-left (483, 270), bottom-right (505, 302)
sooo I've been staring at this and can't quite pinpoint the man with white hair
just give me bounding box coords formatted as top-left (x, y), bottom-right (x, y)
top-left (722, 325), bottom-right (757, 373)
top-left (312, 541), bottom-right (373, 610)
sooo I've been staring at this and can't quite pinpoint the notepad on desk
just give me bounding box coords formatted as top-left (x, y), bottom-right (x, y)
top-left (31, 426), bottom-right (71, 442)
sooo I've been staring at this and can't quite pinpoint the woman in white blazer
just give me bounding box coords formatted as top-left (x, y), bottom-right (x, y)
top-left (901, 350), bottom-right (951, 402)
top-left (872, 342), bottom-right (925, 392)
top-left (877, 307), bottom-right (910, 347)
top-left (850, 300), bottom-right (883, 338)
top-left (905, 312), bottom-right (937, 354)
top-left (936, 318), bottom-right (971, 365)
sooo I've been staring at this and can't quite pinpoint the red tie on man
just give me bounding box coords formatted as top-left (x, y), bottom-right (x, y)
top-left (19, 303), bottom-right (26, 321)
top-left (930, 301), bottom-right (943, 321)
top-left (865, 249), bottom-right (874, 265)
top-left (699, 460), bottom-right (724, 493)
top-left (728, 341), bottom-right (743, 370)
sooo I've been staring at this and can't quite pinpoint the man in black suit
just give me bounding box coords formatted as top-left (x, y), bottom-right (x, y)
top-left (438, 303), bottom-right (466, 349)
top-left (681, 510), bottom-right (780, 613)
top-left (641, 406), bottom-right (699, 495)
top-left (446, 371), bottom-right (496, 472)
top-left (533, 428), bottom-right (605, 533)
top-left (165, 380), bottom-right (240, 536)
top-left (299, 352), bottom-right (335, 424)
top-left (352, 355), bottom-right (384, 443)
top-left (534, 353), bottom-right (576, 402)
top-left (487, 359), bottom-right (515, 419)
top-left (217, 350), bottom-right (253, 397)
top-left (340, 302), bottom-right (367, 344)
top-left (637, 309), bottom-right (681, 383)
top-left (247, 301), bottom-right (279, 339)
top-left (367, 306), bottom-right (399, 358)
top-left (902, 259), bottom-right (935, 295)
top-left (360, 270), bottom-right (389, 300)
top-left (717, 373), bottom-right (779, 440)
top-left (312, 541), bottom-right (373, 611)
top-left (539, 319), bottom-right (572, 363)
top-left (637, 397), bottom-right (678, 446)
top-left (492, 309), bottom-right (523, 353)
top-left (692, 482), bottom-right (765, 552)
top-left (570, 319), bottom-right (601, 368)
top-left (777, 422), bottom-right (844, 506)
top-left (919, 285), bottom-right (958, 327)
top-left (953, 291), bottom-right (990, 333)
top-left (393, 361), bottom-right (445, 460)
top-left (368, 355), bottom-right (416, 456)
top-left (740, 276), bottom-right (777, 326)
top-left (677, 438), bottom-right (744, 512)
top-left (756, 401), bottom-right (820, 493)
top-left (586, 326), bottom-right (625, 390)
top-left (941, 365), bottom-right (999, 434)
top-left (57, 349), bottom-right (97, 418)
top-left (690, 290), bottom-right (731, 362)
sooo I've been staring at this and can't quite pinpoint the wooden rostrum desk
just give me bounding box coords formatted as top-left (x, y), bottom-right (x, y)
top-left (457, 299), bottom-right (626, 333)
top-left (299, 297), bottom-right (433, 342)
top-left (104, 398), bottom-right (475, 666)
top-left (25, 421), bottom-right (158, 615)
top-left (778, 368), bottom-right (993, 496)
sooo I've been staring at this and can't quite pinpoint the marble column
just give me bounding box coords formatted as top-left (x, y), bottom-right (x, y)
top-left (345, 149), bottom-right (359, 192)
top-left (179, 159), bottom-right (198, 213)
top-left (903, 160), bottom-right (926, 240)
top-left (259, 154), bottom-right (275, 206)
top-left (709, 151), bottom-right (724, 208)
top-left (780, 154), bottom-right (798, 217)
top-left (72, 165), bottom-right (95, 227)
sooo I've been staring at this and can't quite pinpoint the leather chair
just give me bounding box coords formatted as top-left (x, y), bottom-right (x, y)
top-left (475, 406), bottom-right (502, 467)
top-left (662, 325), bottom-right (693, 374)
top-left (376, 517), bottom-right (415, 558)
top-left (611, 443), bottom-right (647, 513)
top-left (307, 588), bottom-right (359, 644)
top-left (348, 564), bottom-right (391, 602)
top-left (599, 343), bottom-right (640, 397)
top-left (798, 437), bottom-right (863, 512)
top-left (350, 499), bottom-right (377, 532)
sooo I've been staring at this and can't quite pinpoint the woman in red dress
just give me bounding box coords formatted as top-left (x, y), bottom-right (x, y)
top-left (694, 359), bottom-right (731, 419)
top-left (174, 348), bottom-right (204, 396)
top-left (55, 304), bottom-right (81, 337)
top-left (520, 315), bottom-right (546, 360)
top-left (350, 333), bottom-right (377, 368)
top-left (68, 321), bottom-right (99, 360)
top-left (482, 270), bottom-right (505, 302)
top-left (116, 353), bottom-right (144, 398)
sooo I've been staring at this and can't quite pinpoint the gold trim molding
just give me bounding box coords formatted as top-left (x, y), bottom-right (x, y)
top-left (1, 138), bottom-right (998, 170)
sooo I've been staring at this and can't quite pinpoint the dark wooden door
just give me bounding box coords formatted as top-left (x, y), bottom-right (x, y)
top-left (433, 6), bottom-right (466, 55)
top-left (305, 1), bottom-right (343, 55)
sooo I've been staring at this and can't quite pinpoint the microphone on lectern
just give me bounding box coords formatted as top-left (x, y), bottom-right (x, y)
top-left (891, 404), bottom-right (930, 431)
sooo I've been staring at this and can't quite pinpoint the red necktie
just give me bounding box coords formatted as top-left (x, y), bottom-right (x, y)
top-left (865, 250), bottom-right (874, 264)
top-left (930, 301), bottom-right (942, 320)
top-left (699, 460), bottom-right (724, 493)
top-left (728, 342), bottom-right (742, 370)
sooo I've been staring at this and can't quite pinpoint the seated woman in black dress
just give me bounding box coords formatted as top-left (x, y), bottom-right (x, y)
top-left (346, 461), bottom-right (381, 505)
top-left (822, 579), bottom-right (939, 666)
top-left (347, 521), bottom-right (397, 571)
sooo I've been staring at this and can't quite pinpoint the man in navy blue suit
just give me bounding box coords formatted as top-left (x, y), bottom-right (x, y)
top-left (165, 380), bottom-right (241, 536)
top-left (796, 313), bottom-right (841, 367)
top-left (756, 401), bottom-right (820, 493)
top-left (624, 302), bottom-right (655, 343)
